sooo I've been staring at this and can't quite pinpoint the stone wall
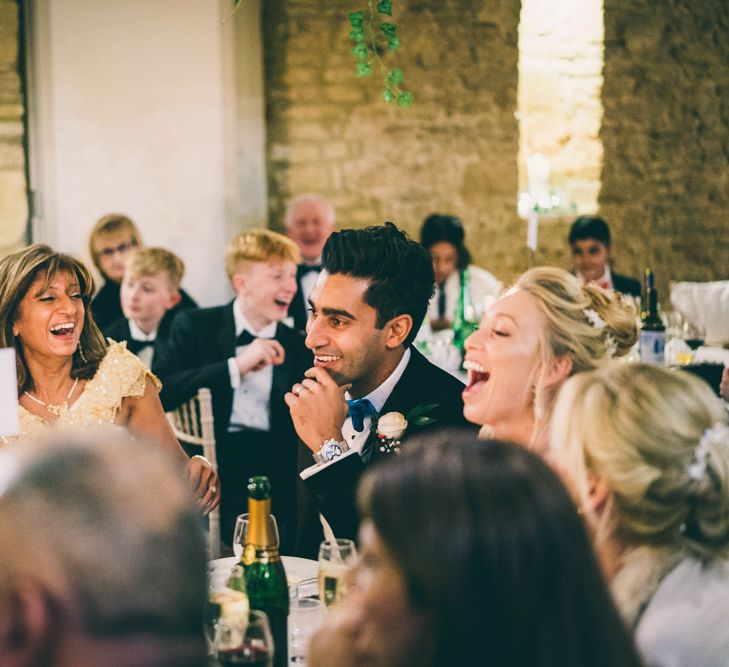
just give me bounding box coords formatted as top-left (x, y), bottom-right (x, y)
top-left (263, 1), bottom-right (729, 290)
top-left (0, 0), bottom-right (26, 255)
top-left (599, 0), bottom-right (729, 292)
top-left (262, 0), bottom-right (525, 282)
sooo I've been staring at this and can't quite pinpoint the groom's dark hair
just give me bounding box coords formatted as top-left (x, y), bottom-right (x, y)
top-left (322, 222), bottom-right (435, 346)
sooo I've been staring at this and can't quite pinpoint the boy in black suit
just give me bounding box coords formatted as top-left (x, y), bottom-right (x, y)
top-left (285, 222), bottom-right (472, 556)
top-left (104, 247), bottom-right (189, 368)
top-left (154, 230), bottom-right (309, 550)
top-left (568, 215), bottom-right (641, 297)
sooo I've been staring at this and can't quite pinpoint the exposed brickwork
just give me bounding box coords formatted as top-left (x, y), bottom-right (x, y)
top-left (263, 1), bottom-right (729, 290)
top-left (0, 0), bottom-right (27, 254)
top-left (599, 0), bottom-right (729, 292)
top-left (263, 0), bottom-right (524, 281)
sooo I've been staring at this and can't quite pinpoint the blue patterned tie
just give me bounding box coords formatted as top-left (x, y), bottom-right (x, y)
top-left (346, 398), bottom-right (377, 432)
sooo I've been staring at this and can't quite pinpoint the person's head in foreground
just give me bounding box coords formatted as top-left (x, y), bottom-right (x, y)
top-left (306, 222), bottom-right (435, 397)
top-left (89, 213), bottom-right (142, 283)
top-left (0, 432), bottom-right (208, 667)
top-left (419, 213), bottom-right (471, 286)
top-left (120, 247), bottom-right (184, 334)
top-left (550, 363), bottom-right (729, 662)
top-left (224, 229), bottom-right (300, 331)
top-left (0, 244), bottom-right (107, 394)
top-left (463, 266), bottom-right (637, 451)
top-left (284, 193), bottom-right (336, 264)
top-left (310, 433), bottom-right (642, 667)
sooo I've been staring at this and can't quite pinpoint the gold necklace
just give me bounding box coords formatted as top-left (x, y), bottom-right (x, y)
top-left (24, 377), bottom-right (79, 416)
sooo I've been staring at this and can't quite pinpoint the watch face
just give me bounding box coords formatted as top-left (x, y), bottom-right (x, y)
top-left (323, 442), bottom-right (343, 461)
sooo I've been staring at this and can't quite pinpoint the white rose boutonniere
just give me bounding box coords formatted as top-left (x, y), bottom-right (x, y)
top-left (377, 412), bottom-right (408, 440)
top-left (375, 404), bottom-right (439, 455)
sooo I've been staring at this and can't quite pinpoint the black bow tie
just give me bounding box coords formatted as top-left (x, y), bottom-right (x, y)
top-left (236, 330), bottom-right (258, 346)
top-left (127, 338), bottom-right (154, 355)
top-left (298, 264), bottom-right (322, 278)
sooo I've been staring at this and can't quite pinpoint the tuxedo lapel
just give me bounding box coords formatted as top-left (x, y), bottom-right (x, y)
top-left (217, 301), bottom-right (238, 358)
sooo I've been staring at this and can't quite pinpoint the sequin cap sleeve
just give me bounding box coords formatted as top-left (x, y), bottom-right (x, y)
top-left (89, 340), bottom-right (162, 410)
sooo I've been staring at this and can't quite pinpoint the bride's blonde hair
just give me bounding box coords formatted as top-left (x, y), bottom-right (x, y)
top-left (513, 267), bottom-right (637, 444)
top-left (551, 363), bottom-right (729, 559)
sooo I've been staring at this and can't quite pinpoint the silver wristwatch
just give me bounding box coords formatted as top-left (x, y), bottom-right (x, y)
top-left (313, 438), bottom-right (349, 464)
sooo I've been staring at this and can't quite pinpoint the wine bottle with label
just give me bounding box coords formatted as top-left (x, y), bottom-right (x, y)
top-left (639, 268), bottom-right (666, 365)
top-left (243, 476), bottom-right (288, 667)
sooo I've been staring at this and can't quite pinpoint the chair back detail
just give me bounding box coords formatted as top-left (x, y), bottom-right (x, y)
top-left (166, 388), bottom-right (220, 558)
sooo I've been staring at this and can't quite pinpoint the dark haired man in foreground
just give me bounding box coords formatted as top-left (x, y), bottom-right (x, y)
top-left (285, 222), bottom-right (472, 555)
top-left (0, 433), bottom-right (208, 667)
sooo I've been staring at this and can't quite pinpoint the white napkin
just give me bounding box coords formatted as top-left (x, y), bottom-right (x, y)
top-left (670, 281), bottom-right (729, 346)
top-left (0, 349), bottom-right (19, 437)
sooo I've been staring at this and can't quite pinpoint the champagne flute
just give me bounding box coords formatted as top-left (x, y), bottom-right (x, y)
top-left (207, 565), bottom-right (250, 650)
top-left (317, 538), bottom-right (357, 608)
top-left (214, 609), bottom-right (273, 666)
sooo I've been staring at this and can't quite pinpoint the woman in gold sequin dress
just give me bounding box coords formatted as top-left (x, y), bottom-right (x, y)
top-left (0, 244), bottom-right (220, 513)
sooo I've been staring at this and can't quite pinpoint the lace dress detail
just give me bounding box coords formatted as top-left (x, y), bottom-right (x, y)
top-left (7, 341), bottom-right (161, 444)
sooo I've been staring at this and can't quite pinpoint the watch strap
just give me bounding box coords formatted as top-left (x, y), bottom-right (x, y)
top-left (313, 438), bottom-right (349, 464)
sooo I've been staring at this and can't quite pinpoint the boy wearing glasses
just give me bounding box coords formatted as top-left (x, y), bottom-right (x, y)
top-left (88, 213), bottom-right (197, 328)
top-left (568, 215), bottom-right (640, 297)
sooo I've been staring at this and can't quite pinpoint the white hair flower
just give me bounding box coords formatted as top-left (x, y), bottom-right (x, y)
top-left (688, 422), bottom-right (729, 482)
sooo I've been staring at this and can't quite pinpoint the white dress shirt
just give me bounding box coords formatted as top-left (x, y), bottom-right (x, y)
top-left (226, 301), bottom-right (277, 432)
top-left (576, 264), bottom-right (613, 289)
top-left (425, 264), bottom-right (502, 324)
top-left (128, 319), bottom-right (157, 369)
top-left (300, 348), bottom-right (412, 480)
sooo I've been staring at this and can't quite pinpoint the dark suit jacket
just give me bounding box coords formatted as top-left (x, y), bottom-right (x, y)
top-left (288, 264), bottom-right (320, 331)
top-left (91, 280), bottom-right (197, 330)
top-left (612, 271), bottom-right (641, 298)
top-left (295, 347), bottom-right (474, 557)
top-left (102, 318), bottom-right (165, 365)
top-left (153, 302), bottom-right (310, 549)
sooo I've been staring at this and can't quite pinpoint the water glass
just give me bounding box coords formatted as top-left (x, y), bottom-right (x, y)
top-left (317, 539), bottom-right (357, 608)
top-left (214, 609), bottom-right (273, 667)
top-left (288, 596), bottom-right (325, 665)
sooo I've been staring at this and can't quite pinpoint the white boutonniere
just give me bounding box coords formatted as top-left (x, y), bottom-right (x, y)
top-left (375, 404), bottom-right (439, 455)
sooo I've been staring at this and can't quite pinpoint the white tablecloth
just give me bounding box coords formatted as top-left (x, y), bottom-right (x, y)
top-left (210, 555), bottom-right (317, 587)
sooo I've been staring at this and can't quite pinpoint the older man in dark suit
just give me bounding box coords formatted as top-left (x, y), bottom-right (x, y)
top-left (284, 194), bottom-right (336, 331)
top-left (285, 223), bottom-right (473, 556)
top-left (154, 230), bottom-right (309, 551)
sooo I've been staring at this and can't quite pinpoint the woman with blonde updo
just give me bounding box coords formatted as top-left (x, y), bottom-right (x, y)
top-left (551, 363), bottom-right (729, 665)
top-left (462, 266), bottom-right (637, 451)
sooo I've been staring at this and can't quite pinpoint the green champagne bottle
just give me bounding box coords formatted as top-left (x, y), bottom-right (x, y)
top-left (452, 268), bottom-right (479, 361)
top-left (639, 268), bottom-right (665, 365)
top-left (243, 476), bottom-right (289, 667)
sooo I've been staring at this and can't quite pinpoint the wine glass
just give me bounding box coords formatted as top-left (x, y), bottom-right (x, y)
top-left (213, 609), bottom-right (273, 666)
top-left (233, 513), bottom-right (281, 562)
top-left (683, 320), bottom-right (707, 351)
top-left (318, 538), bottom-right (357, 608)
top-left (232, 514), bottom-right (250, 560)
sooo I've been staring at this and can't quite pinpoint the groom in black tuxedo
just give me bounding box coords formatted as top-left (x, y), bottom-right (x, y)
top-left (285, 223), bottom-right (472, 556)
top-left (154, 230), bottom-right (309, 551)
